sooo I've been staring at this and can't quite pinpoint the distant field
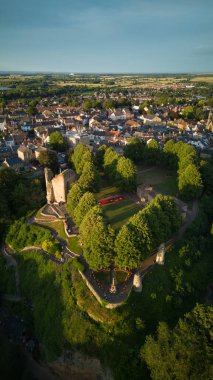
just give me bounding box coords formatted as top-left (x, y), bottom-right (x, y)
top-left (191, 77), bottom-right (213, 83)
top-left (1, 73), bottom-right (212, 90)
top-left (58, 81), bottom-right (112, 87)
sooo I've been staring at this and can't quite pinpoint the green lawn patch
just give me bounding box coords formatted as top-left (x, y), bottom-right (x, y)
top-left (103, 199), bottom-right (140, 230)
top-left (154, 176), bottom-right (178, 197)
top-left (67, 236), bottom-right (82, 254)
top-left (137, 166), bottom-right (178, 196)
top-left (95, 176), bottom-right (120, 200)
top-left (35, 205), bottom-right (46, 219)
top-left (115, 270), bottom-right (128, 284)
top-left (38, 220), bottom-right (82, 254)
top-left (94, 270), bottom-right (111, 286)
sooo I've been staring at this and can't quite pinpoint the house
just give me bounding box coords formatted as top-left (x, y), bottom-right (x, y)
top-left (17, 145), bottom-right (33, 162)
top-left (0, 146), bottom-right (13, 160)
top-left (177, 119), bottom-right (188, 130)
top-left (125, 120), bottom-right (141, 129)
top-left (20, 122), bottom-right (33, 132)
top-left (5, 135), bottom-right (15, 147)
top-left (3, 157), bottom-right (24, 172)
top-left (0, 118), bottom-right (7, 131)
top-left (109, 109), bottom-right (127, 121)
top-left (34, 146), bottom-right (47, 159)
top-left (140, 114), bottom-right (162, 125)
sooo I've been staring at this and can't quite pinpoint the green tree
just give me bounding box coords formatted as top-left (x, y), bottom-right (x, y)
top-left (78, 160), bottom-right (99, 192)
top-left (182, 105), bottom-right (195, 120)
top-left (200, 159), bottom-right (213, 192)
top-left (42, 239), bottom-right (61, 258)
top-left (72, 144), bottom-right (91, 174)
top-left (141, 304), bottom-right (213, 380)
top-left (114, 195), bottom-right (181, 269)
top-left (103, 147), bottom-right (119, 181)
top-left (103, 99), bottom-right (117, 109)
top-left (116, 156), bottom-right (136, 191)
top-left (49, 131), bottom-right (66, 152)
top-left (178, 164), bottom-right (203, 200)
top-left (67, 183), bottom-right (84, 217)
top-left (38, 149), bottom-right (59, 174)
top-left (79, 206), bottom-right (115, 270)
top-left (144, 139), bottom-right (160, 164)
top-left (74, 192), bottom-right (97, 227)
top-left (115, 220), bottom-right (151, 270)
top-left (123, 138), bottom-right (145, 162)
top-left (163, 139), bottom-right (178, 169)
top-left (96, 144), bottom-right (107, 169)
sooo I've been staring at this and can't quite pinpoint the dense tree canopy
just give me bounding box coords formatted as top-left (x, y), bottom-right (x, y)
top-left (142, 304), bottom-right (213, 380)
top-left (115, 195), bottom-right (181, 269)
top-left (123, 138), bottom-right (145, 162)
top-left (79, 206), bottom-right (115, 270)
top-left (49, 131), bottom-right (66, 152)
top-left (178, 164), bottom-right (203, 200)
top-left (144, 139), bottom-right (160, 164)
top-left (74, 192), bottom-right (97, 227)
top-left (67, 183), bottom-right (84, 217)
top-left (116, 156), bottom-right (136, 191)
top-left (163, 140), bottom-right (203, 200)
top-left (104, 147), bottom-right (136, 191)
top-left (38, 149), bottom-right (59, 174)
top-left (96, 144), bottom-right (107, 169)
top-left (72, 144), bottom-right (92, 174)
top-left (78, 160), bottom-right (99, 192)
top-left (0, 167), bottom-right (45, 237)
top-left (103, 147), bottom-right (119, 181)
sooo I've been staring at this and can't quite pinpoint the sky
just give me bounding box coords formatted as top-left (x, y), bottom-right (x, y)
top-left (0, 0), bottom-right (213, 73)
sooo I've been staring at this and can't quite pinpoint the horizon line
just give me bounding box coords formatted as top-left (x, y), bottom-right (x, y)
top-left (0, 70), bottom-right (213, 75)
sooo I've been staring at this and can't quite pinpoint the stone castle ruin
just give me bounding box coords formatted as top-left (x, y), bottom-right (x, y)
top-left (45, 168), bottom-right (77, 204)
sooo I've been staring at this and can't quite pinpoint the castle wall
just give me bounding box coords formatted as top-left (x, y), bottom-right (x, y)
top-left (45, 168), bottom-right (77, 204)
top-left (44, 168), bottom-right (54, 204)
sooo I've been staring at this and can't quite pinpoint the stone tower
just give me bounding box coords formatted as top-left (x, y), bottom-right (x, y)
top-left (44, 168), bottom-right (54, 204)
top-left (44, 167), bottom-right (77, 204)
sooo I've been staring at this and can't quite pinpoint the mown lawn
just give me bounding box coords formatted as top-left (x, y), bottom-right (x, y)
top-left (95, 183), bottom-right (120, 201)
top-left (103, 199), bottom-right (140, 230)
top-left (137, 165), bottom-right (178, 197)
top-left (38, 220), bottom-right (82, 254)
top-left (67, 236), bottom-right (82, 254)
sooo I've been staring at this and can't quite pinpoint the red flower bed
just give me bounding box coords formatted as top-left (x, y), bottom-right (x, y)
top-left (98, 196), bottom-right (124, 206)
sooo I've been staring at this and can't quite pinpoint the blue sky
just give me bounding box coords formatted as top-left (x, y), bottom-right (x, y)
top-left (0, 0), bottom-right (212, 72)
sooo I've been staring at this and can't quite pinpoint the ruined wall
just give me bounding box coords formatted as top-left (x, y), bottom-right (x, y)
top-left (52, 169), bottom-right (77, 203)
top-left (45, 168), bottom-right (77, 204)
top-left (44, 168), bottom-right (54, 203)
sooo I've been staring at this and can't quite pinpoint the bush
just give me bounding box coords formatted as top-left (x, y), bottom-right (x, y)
top-left (6, 219), bottom-right (53, 251)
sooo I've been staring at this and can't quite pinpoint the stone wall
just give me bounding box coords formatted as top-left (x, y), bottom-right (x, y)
top-left (45, 168), bottom-right (77, 204)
